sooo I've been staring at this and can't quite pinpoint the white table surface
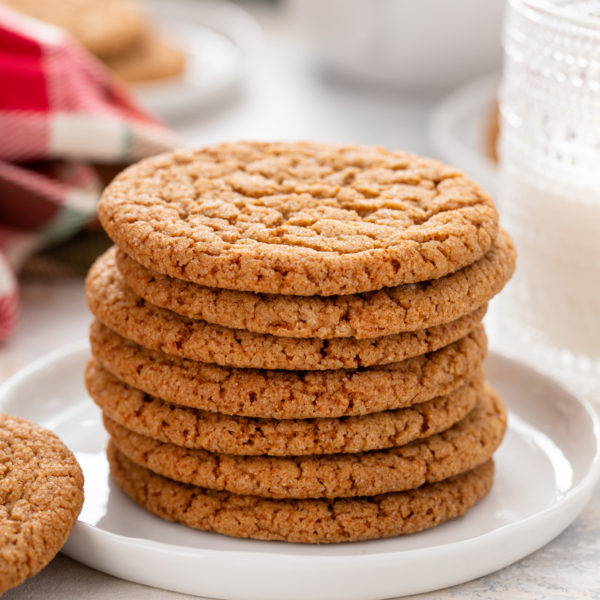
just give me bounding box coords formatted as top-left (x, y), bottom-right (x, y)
top-left (1, 2), bottom-right (599, 598)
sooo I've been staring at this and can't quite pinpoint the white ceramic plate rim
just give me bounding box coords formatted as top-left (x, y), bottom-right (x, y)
top-left (131, 0), bottom-right (263, 119)
top-left (2, 340), bottom-right (599, 569)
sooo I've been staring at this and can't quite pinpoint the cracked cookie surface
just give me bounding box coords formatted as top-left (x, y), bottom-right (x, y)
top-left (87, 359), bottom-right (483, 456)
top-left (0, 414), bottom-right (84, 595)
top-left (90, 321), bottom-right (487, 418)
top-left (108, 445), bottom-right (494, 543)
top-left (117, 229), bottom-right (514, 339)
top-left (105, 385), bottom-right (506, 499)
top-left (86, 249), bottom-right (486, 370)
top-left (98, 142), bottom-right (499, 296)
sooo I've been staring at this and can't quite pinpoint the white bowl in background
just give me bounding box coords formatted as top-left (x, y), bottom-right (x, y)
top-left (286, 0), bottom-right (506, 89)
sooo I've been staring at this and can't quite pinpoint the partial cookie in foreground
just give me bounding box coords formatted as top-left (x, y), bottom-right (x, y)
top-left (104, 26), bottom-right (186, 83)
top-left (86, 249), bottom-right (487, 370)
top-left (98, 142), bottom-right (499, 296)
top-left (90, 321), bottom-right (487, 418)
top-left (0, 414), bottom-right (84, 596)
top-left (87, 359), bottom-right (483, 455)
top-left (116, 229), bottom-right (515, 339)
top-left (3, 0), bottom-right (145, 58)
top-left (105, 386), bottom-right (506, 498)
top-left (109, 445), bottom-right (494, 543)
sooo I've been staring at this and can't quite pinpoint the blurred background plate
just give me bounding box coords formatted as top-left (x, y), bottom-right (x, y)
top-left (429, 72), bottom-right (500, 198)
top-left (134, 0), bottom-right (262, 122)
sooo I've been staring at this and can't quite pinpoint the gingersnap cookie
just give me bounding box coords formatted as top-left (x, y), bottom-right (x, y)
top-left (104, 26), bottom-right (186, 83)
top-left (90, 321), bottom-right (487, 418)
top-left (98, 141), bottom-right (499, 296)
top-left (87, 359), bottom-right (483, 456)
top-left (4, 0), bottom-right (145, 58)
top-left (117, 229), bottom-right (515, 339)
top-left (0, 414), bottom-right (84, 596)
top-left (86, 249), bottom-right (486, 370)
top-left (104, 385), bottom-right (505, 499)
top-left (109, 444), bottom-right (494, 543)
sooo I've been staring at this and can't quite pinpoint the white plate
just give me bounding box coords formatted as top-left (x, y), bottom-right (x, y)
top-left (428, 73), bottom-right (500, 198)
top-left (133, 0), bottom-right (262, 121)
top-left (0, 344), bottom-right (598, 600)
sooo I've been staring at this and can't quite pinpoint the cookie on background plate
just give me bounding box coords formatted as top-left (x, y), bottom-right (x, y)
top-left (104, 26), bottom-right (186, 84)
top-left (98, 141), bottom-right (499, 296)
top-left (0, 414), bottom-right (84, 595)
top-left (2, 0), bottom-right (145, 58)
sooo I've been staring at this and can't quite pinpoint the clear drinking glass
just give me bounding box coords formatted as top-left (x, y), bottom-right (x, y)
top-left (498, 0), bottom-right (600, 401)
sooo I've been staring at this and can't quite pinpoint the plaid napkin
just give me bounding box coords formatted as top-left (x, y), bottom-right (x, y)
top-left (0, 6), bottom-right (179, 342)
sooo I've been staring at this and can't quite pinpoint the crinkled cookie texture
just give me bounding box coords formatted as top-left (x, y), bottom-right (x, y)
top-left (90, 321), bottom-right (487, 419)
top-left (87, 359), bottom-right (483, 456)
top-left (117, 229), bottom-right (515, 339)
top-left (105, 386), bottom-right (506, 499)
top-left (0, 414), bottom-right (84, 596)
top-left (86, 249), bottom-right (486, 370)
top-left (98, 141), bottom-right (499, 296)
top-left (3, 0), bottom-right (145, 58)
top-left (108, 444), bottom-right (494, 543)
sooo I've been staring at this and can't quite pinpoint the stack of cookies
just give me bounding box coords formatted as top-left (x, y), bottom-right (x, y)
top-left (85, 141), bottom-right (516, 543)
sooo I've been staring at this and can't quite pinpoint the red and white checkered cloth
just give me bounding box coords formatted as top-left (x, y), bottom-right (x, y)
top-left (0, 5), bottom-right (179, 341)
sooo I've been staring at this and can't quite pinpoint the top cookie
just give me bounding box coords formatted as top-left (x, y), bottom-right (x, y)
top-left (0, 414), bottom-right (84, 595)
top-left (98, 142), bottom-right (499, 296)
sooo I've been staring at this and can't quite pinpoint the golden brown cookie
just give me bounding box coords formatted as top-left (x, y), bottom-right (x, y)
top-left (86, 249), bottom-right (487, 370)
top-left (109, 444), bottom-right (494, 543)
top-left (90, 321), bottom-right (487, 418)
top-left (104, 26), bottom-right (186, 83)
top-left (487, 99), bottom-right (500, 163)
top-left (87, 359), bottom-right (483, 456)
top-left (0, 414), bottom-right (84, 596)
top-left (117, 229), bottom-right (515, 339)
top-left (97, 142), bottom-right (499, 296)
top-left (3, 0), bottom-right (145, 58)
top-left (105, 385), bottom-right (506, 499)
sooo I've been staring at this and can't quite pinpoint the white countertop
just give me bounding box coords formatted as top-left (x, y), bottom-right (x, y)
top-left (1, 2), bottom-right (598, 598)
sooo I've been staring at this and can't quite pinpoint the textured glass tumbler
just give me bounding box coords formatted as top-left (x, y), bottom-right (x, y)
top-left (499, 0), bottom-right (600, 401)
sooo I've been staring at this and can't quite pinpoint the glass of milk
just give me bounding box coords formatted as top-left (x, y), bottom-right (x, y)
top-left (498, 0), bottom-right (600, 401)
